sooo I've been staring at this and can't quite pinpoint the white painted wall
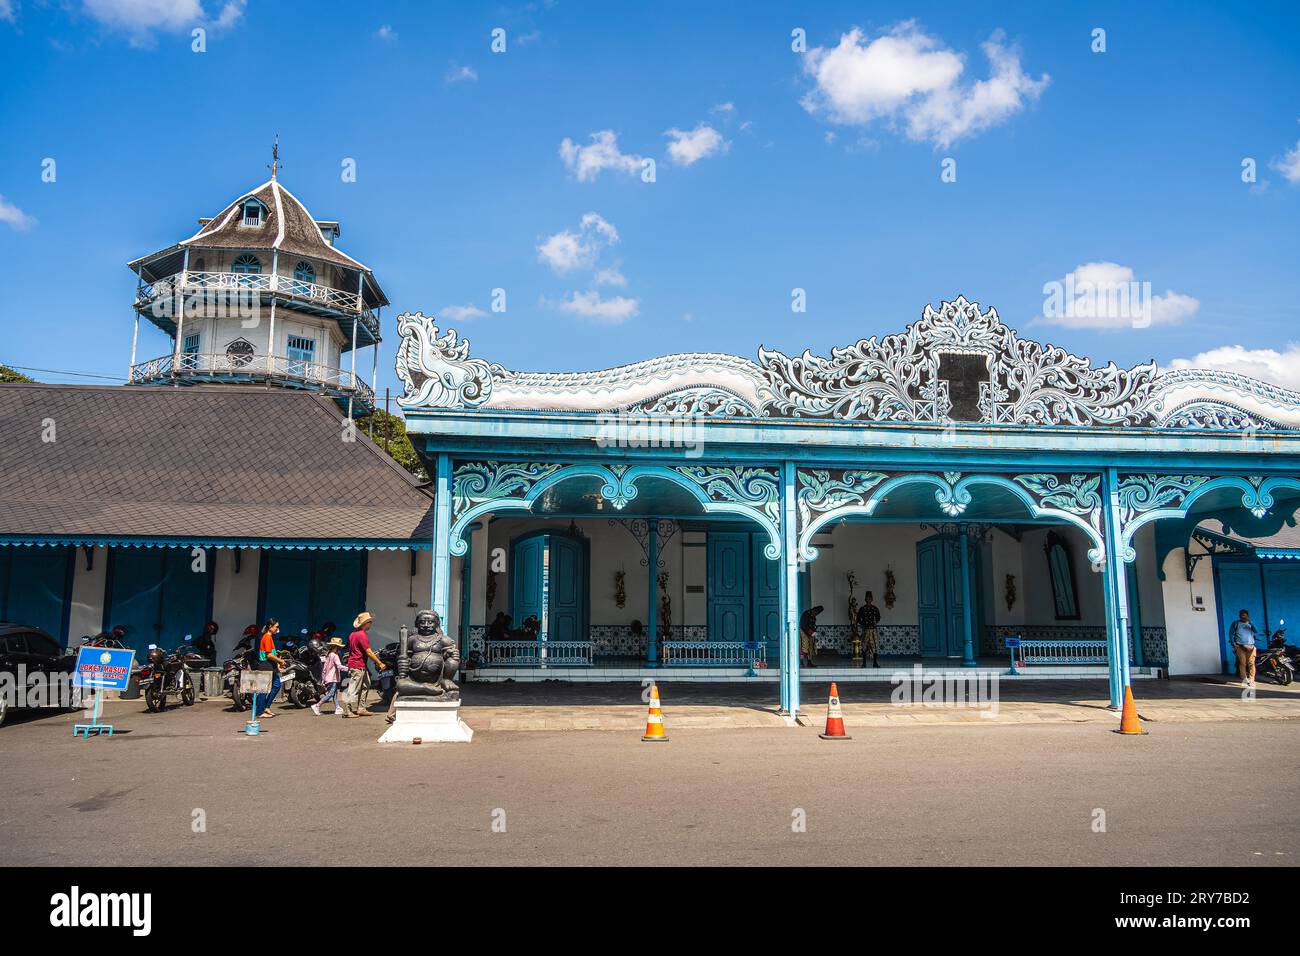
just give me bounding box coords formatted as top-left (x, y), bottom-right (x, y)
top-left (1160, 548), bottom-right (1222, 675)
top-left (209, 547), bottom-right (260, 659)
top-left (67, 546), bottom-right (107, 640)
top-left (365, 549), bottom-right (431, 646)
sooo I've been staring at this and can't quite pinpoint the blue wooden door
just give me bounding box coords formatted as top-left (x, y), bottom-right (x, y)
top-left (752, 535), bottom-right (782, 658)
top-left (1262, 565), bottom-right (1300, 639)
top-left (261, 551), bottom-right (364, 642)
top-left (943, 539), bottom-right (968, 656)
top-left (917, 537), bottom-right (947, 657)
top-left (0, 546), bottom-right (71, 642)
top-left (309, 553), bottom-right (365, 636)
top-left (107, 548), bottom-right (212, 652)
top-left (261, 551), bottom-right (314, 641)
top-left (917, 535), bottom-right (979, 658)
top-left (1216, 562), bottom-right (1265, 670)
top-left (548, 534), bottom-right (588, 641)
top-left (708, 532), bottom-right (749, 642)
top-left (510, 534), bottom-right (545, 630)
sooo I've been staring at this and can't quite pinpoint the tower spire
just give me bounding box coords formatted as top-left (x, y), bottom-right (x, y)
top-left (268, 133), bottom-right (281, 180)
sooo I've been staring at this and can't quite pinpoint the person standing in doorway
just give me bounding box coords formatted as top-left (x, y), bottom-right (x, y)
top-left (857, 591), bottom-right (881, 668)
top-left (342, 612), bottom-right (385, 718)
top-left (1229, 608), bottom-right (1258, 686)
top-left (256, 619), bottom-right (285, 719)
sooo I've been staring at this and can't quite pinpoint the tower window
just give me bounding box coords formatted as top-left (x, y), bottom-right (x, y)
top-left (231, 254), bottom-right (261, 286)
top-left (182, 333), bottom-right (200, 355)
top-left (293, 261), bottom-right (316, 294)
top-left (242, 200), bottom-right (265, 227)
top-left (286, 335), bottom-right (316, 377)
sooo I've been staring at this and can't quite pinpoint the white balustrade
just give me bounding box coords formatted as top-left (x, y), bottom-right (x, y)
top-left (662, 641), bottom-right (767, 667)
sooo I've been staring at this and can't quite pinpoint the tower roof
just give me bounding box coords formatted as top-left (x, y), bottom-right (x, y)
top-left (179, 178), bottom-right (372, 272)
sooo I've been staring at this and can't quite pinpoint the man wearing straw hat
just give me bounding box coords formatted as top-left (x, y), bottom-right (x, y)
top-left (342, 611), bottom-right (386, 718)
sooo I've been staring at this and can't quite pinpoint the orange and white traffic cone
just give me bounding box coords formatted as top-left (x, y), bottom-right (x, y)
top-left (641, 684), bottom-right (669, 742)
top-left (1114, 684), bottom-right (1147, 735)
top-left (818, 682), bottom-right (851, 740)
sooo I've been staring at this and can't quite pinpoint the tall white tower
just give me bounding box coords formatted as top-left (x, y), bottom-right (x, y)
top-left (126, 156), bottom-right (387, 415)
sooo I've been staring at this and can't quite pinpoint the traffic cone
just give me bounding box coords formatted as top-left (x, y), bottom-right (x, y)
top-left (641, 684), bottom-right (669, 742)
top-left (1114, 684), bottom-right (1148, 735)
top-left (818, 682), bottom-right (851, 740)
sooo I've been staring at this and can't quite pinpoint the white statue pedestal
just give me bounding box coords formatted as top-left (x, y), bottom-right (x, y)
top-left (378, 697), bottom-right (473, 744)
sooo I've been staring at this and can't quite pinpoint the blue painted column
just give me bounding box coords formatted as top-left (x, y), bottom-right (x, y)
top-left (781, 461), bottom-right (801, 715)
top-left (646, 517), bottom-right (658, 666)
top-left (1101, 467), bottom-right (1130, 708)
top-left (431, 454), bottom-right (453, 627)
top-left (959, 523), bottom-right (977, 667)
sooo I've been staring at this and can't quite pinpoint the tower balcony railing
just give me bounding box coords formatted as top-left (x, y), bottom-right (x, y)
top-left (130, 351), bottom-right (375, 407)
top-left (134, 271), bottom-right (378, 337)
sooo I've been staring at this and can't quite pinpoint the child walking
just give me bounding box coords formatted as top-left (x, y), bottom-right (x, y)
top-left (312, 636), bottom-right (347, 716)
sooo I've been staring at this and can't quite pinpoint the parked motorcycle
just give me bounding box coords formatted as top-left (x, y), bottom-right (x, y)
top-left (279, 638), bottom-right (325, 708)
top-left (1261, 622), bottom-right (1296, 686)
top-left (223, 626), bottom-right (260, 712)
top-left (139, 639), bottom-right (201, 712)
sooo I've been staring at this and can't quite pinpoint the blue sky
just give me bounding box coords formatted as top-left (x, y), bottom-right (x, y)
top-left (1, 0), bottom-right (1298, 398)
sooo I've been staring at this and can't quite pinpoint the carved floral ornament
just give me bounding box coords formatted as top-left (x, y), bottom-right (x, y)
top-left (394, 297), bottom-right (1300, 430)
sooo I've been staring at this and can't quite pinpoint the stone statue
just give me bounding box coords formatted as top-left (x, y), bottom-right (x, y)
top-left (397, 610), bottom-right (460, 700)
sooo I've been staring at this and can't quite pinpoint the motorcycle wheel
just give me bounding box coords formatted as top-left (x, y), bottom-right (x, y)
top-left (230, 687), bottom-right (248, 712)
top-left (288, 683), bottom-right (306, 708)
top-left (145, 684), bottom-right (165, 713)
top-left (1277, 667), bottom-right (1294, 686)
top-left (181, 673), bottom-right (196, 706)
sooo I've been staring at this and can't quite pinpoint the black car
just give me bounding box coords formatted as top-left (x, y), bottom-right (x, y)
top-left (0, 624), bottom-right (74, 727)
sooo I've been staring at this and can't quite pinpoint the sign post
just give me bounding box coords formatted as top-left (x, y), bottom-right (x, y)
top-left (72, 646), bottom-right (136, 738)
top-left (1004, 635), bottom-right (1022, 676)
top-left (240, 670), bottom-right (273, 736)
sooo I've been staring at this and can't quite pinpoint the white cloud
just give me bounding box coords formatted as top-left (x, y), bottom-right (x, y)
top-left (375, 24), bottom-right (397, 42)
top-left (710, 102), bottom-right (735, 115)
top-left (440, 304), bottom-right (486, 321)
top-left (592, 266), bottom-right (626, 287)
top-left (445, 64), bottom-right (478, 84)
top-left (213, 0), bottom-right (242, 29)
top-left (1039, 262), bottom-right (1199, 330)
top-left (800, 22), bottom-right (1048, 149)
top-left (664, 123), bottom-right (729, 166)
top-left (0, 195), bottom-right (36, 231)
top-left (550, 290), bottom-right (640, 325)
top-left (1272, 133), bottom-right (1300, 185)
top-left (0, 1), bottom-right (16, 24)
top-left (559, 130), bottom-right (644, 182)
top-left (536, 212), bottom-right (619, 274)
top-left (1167, 344), bottom-right (1300, 391)
top-left (83, 0), bottom-right (243, 38)
top-left (516, 29), bottom-right (541, 45)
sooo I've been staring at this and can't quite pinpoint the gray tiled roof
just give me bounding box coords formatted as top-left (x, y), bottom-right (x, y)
top-left (182, 179), bottom-right (370, 271)
top-left (0, 384), bottom-right (435, 546)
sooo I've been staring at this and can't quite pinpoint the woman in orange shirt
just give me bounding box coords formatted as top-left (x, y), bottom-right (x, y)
top-left (256, 619), bottom-right (285, 719)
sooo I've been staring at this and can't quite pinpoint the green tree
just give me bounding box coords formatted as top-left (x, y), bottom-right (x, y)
top-left (0, 365), bottom-right (36, 383)
top-left (357, 407), bottom-right (426, 479)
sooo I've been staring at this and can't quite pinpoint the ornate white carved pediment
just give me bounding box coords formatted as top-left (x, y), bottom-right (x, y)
top-left (393, 299), bottom-right (1300, 430)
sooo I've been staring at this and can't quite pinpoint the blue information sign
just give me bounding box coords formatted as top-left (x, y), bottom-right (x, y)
top-left (73, 646), bottom-right (137, 691)
top-left (1004, 636), bottom-right (1021, 649)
